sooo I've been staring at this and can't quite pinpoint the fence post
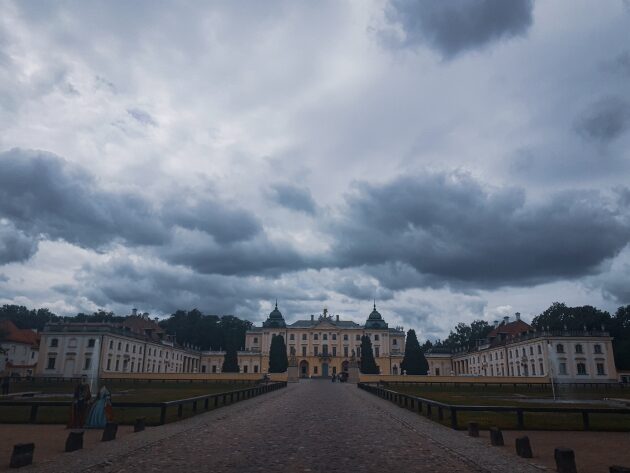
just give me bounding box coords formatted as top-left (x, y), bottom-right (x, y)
top-left (29, 405), bottom-right (38, 424)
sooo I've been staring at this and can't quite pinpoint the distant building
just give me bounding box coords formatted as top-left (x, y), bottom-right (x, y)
top-left (36, 310), bottom-right (201, 378)
top-left (0, 320), bottom-right (40, 377)
top-left (426, 313), bottom-right (618, 383)
top-left (201, 303), bottom-right (406, 376)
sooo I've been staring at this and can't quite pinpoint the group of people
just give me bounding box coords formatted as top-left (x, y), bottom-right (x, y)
top-left (67, 375), bottom-right (114, 429)
top-left (330, 373), bottom-right (347, 383)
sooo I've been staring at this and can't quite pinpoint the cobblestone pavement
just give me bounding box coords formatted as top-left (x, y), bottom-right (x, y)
top-left (27, 381), bottom-right (547, 473)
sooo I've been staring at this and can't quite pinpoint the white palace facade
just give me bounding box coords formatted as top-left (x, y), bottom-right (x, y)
top-left (426, 313), bottom-right (618, 383)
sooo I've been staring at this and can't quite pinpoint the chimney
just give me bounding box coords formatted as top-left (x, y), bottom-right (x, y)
top-left (132, 308), bottom-right (137, 316)
top-left (154, 317), bottom-right (159, 324)
top-left (311, 314), bottom-right (314, 321)
top-left (515, 312), bottom-right (521, 321)
top-left (503, 316), bottom-right (509, 324)
top-left (493, 320), bottom-right (499, 328)
top-left (336, 314), bottom-right (339, 322)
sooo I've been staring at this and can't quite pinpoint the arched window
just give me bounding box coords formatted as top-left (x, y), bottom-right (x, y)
top-left (575, 344), bottom-right (583, 354)
top-left (556, 344), bottom-right (564, 353)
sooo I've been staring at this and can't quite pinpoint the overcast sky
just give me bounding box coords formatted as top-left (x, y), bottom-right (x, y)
top-left (1, 0), bottom-right (629, 340)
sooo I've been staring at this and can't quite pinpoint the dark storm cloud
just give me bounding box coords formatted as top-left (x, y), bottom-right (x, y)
top-left (0, 221), bottom-right (38, 265)
top-left (574, 97), bottom-right (630, 143)
top-left (330, 172), bottom-right (630, 289)
top-left (268, 183), bottom-right (317, 214)
top-left (334, 275), bottom-right (394, 302)
top-left (385, 0), bottom-right (534, 58)
top-left (0, 148), bottom-right (169, 249)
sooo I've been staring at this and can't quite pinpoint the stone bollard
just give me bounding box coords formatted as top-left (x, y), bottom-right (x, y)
top-left (134, 417), bottom-right (146, 433)
top-left (65, 430), bottom-right (84, 452)
top-left (489, 427), bottom-right (504, 446)
top-left (610, 467), bottom-right (630, 473)
top-left (515, 436), bottom-right (533, 458)
top-left (102, 422), bottom-right (118, 442)
top-left (554, 448), bottom-right (577, 473)
top-left (10, 443), bottom-right (35, 468)
top-left (467, 422), bottom-right (479, 437)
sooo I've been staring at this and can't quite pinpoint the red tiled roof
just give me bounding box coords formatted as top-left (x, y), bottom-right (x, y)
top-left (488, 319), bottom-right (532, 339)
top-left (122, 316), bottom-right (164, 338)
top-left (0, 320), bottom-right (40, 347)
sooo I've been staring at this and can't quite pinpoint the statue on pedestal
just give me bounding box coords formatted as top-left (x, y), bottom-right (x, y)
top-left (289, 345), bottom-right (297, 367)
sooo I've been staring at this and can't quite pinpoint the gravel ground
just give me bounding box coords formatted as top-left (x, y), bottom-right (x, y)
top-left (17, 381), bottom-right (551, 473)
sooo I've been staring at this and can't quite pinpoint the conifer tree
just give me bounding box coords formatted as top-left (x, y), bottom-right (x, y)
top-left (268, 334), bottom-right (289, 373)
top-left (221, 344), bottom-right (239, 373)
top-left (359, 335), bottom-right (379, 374)
top-left (400, 329), bottom-right (429, 375)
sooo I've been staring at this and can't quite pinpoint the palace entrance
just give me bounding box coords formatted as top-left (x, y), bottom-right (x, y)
top-left (299, 360), bottom-right (309, 377)
top-left (322, 363), bottom-right (329, 377)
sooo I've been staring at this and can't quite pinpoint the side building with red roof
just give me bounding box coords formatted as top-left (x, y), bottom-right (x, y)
top-left (426, 312), bottom-right (618, 383)
top-left (0, 320), bottom-right (40, 377)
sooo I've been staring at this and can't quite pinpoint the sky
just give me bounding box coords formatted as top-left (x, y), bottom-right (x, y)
top-left (1, 0), bottom-right (629, 340)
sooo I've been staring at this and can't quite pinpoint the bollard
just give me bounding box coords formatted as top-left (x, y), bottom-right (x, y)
top-left (102, 422), bottom-right (118, 442)
top-left (610, 467), bottom-right (630, 473)
top-left (467, 422), bottom-right (479, 437)
top-left (489, 427), bottom-right (504, 446)
top-left (10, 443), bottom-right (35, 468)
top-left (554, 448), bottom-right (577, 473)
top-left (515, 436), bottom-right (533, 458)
top-left (134, 417), bottom-right (146, 433)
top-left (65, 430), bottom-right (84, 452)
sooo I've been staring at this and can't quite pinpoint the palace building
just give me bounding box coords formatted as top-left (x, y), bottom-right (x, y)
top-left (425, 313), bottom-right (618, 383)
top-left (205, 303), bottom-right (406, 377)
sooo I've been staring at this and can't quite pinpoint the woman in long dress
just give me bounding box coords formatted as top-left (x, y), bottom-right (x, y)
top-left (85, 385), bottom-right (113, 428)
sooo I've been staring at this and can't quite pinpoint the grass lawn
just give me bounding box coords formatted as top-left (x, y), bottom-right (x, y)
top-left (0, 379), bottom-right (259, 425)
top-left (385, 383), bottom-right (630, 431)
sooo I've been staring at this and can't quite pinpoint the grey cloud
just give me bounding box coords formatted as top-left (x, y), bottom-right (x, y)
top-left (269, 183), bottom-right (317, 214)
top-left (330, 172), bottom-right (630, 289)
top-left (574, 97), bottom-right (630, 143)
top-left (385, 0), bottom-right (534, 58)
top-left (127, 108), bottom-right (156, 126)
top-left (0, 221), bottom-right (38, 265)
top-left (0, 148), bottom-right (169, 249)
top-left (334, 275), bottom-right (394, 302)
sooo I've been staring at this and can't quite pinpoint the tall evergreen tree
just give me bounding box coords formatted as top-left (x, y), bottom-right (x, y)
top-left (400, 329), bottom-right (429, 375)
top-left (359, 335), bottom-right (379, 374)
top-left (221, 343), bottom-right (239, 373)
top-left (268, 334), bottom-right (288, 373)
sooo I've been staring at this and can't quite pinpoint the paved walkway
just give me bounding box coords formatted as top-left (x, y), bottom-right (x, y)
top-left (26, 381), bottom-right (546, 473)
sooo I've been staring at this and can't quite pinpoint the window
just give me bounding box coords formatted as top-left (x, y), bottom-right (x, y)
top-left (87, 338), bottom-right (95, 348)
top-left (118, 342), bottom-right (122, 350)
top-left (131, 361), bottom-right (135, 372)
top-left (332, 347), bottom-right (337, 356)
top-left (539, 362), bottom-right (544, 375)
top-left (529, 346), bottom-right (533, 355)
top-left (125, 343), bottom-right (129, 352)
top-left (393, 339), bottom-right (397, 346)
top-left (575, 344), bottom-right (583, 354)
top-left (314, 346), bottom-right (319, 356)
top-left (332, 334), bottom-right (337, 340)
top-left (212, 365), bottom-right (217, 373)
top-left (343, 334), bottom-right (348, 341)
top-left (107, 358), bottom-right (112, 370)
top-left (50, 338), bottom-right (58, 348)
top-left (594, 344), bottom-right (602, 354)
top-left (46, 357), bottom-right (56, 369)
top-left (537, 345), bottom-right (542, 354)
top-left (374, 334), bottom-right (379, 341)
top-left (559, 362), bottom-right (567, 375)
top-left (531, 363), bottom-right (536, 375)
top-left (435, 368), bottom-right (440, 376)
top-left (84, 358), bottom-right (91, 370)
top-left (314, 334), bottom-right (319, 341)
top-left (109, 340), bottom-right (114, 349)
top-left (356, 335), bottom-right (361, 341)
top-left (556, 344), bottom-right (564, 353)
top-left (323, 334), bottom-right (328, 340)
top-left (254, 337), bottom-right (259, 343)
top-left (357, 347), bottom-right (361, 357)
top-left (243, 365), bottom-right (248, 373)
top-left (597, 363), bottom-right (605, 375)
top-left (314, 366), bottom-right (318, 374)
top-left (302, 346), bottom-right (307, 357)
top-left (375, 347), bottom-right (379, 357)
top-left (577, 363), bottom-right (587, 375)
top-left (115, 359), bottom-right (120, 371)
top-left (290, 334), bottom-right (295, 341)
top-left (254, 365), bottom-right (259, 373)
top-left (139, 346), bottom-right (142, 354)
top-left (344, 346), bottom-right (348, 357)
